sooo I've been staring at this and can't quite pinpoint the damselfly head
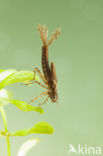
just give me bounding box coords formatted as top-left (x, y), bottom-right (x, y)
top-left (49, 90), bottom-right (58, 103)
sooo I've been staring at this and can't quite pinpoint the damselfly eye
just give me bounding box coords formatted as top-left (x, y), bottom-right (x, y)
top-left (52, 96), bottom-right (57, 102)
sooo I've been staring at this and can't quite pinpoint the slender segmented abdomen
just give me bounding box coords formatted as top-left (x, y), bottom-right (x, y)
top-left (42, 45), bottom-right (51, 82)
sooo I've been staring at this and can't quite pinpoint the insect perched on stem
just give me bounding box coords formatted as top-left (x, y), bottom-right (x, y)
top-left (26, 24), bottom-right (61, 106)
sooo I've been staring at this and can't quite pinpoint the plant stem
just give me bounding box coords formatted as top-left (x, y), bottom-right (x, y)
top-left (6, 136), bottom-right (11, 156)
top-left (0, 107), bottom-right (11, 156)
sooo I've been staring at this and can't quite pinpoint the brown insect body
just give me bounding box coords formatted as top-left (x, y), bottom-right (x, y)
top-left (42, 45), bottom-right (51, 82)
top-left (27, 25), bottom-right (61, 106)
top-left (42, 44), bottom-right (58, 103)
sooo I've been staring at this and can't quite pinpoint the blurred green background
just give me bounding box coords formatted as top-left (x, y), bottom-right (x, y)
top-left (0, 0), bottom-right (103, 155)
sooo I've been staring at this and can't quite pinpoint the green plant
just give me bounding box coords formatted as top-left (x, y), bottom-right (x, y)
top-left (0, 69), bottom-right (54, 156)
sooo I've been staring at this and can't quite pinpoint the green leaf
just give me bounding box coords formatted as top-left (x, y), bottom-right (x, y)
top-left (10, 99), bottom-right (44, 114)
top-left (0, 89), bottom-right (43, 113)
top-left (11, 121), bottom-right (54, 136)
top-left (0, 69), bottom-right (17, 83)
top-left (12, 129), bottom-right (30, 136)
top-left (30, 121), bottom-right (54, 134)
top-left (0, 70), bottom-right (39, 89)
top-left (0, 69), bottom-right (5, 73)
top-left (17, 138), bottom-right (41, 156)
top-left (0, 89), bottom-right (13, 106)
top-left (0, 98), bottom-right (10, 106)
top-left (0, 89), bottom-right (13, 99)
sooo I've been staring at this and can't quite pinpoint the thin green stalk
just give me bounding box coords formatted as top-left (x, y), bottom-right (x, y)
top-left (0, 107), bottom-right (11, 156)
top-left (6, 136), bottom-right (11, 156)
